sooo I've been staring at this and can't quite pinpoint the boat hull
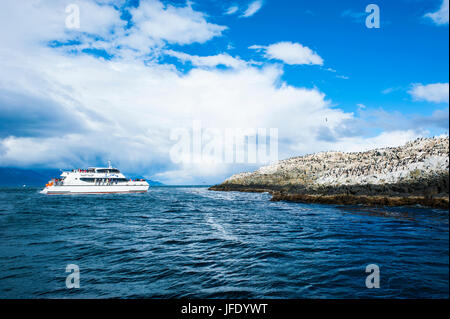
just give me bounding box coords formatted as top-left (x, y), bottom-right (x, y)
top-left (40, 185), bottom-right (149, 195)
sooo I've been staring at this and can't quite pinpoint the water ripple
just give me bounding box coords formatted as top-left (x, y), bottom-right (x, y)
top-left (0, 186), bottom-right (448, 298)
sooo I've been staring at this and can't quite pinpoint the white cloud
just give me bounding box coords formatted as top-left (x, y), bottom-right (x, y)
top-left (382, 86), bottom-right (404, 94)
top-left (250, 42), bottom-right (324, 65)
top-left (164, 50), bottom-right (248, 69)
top-left (0, 0), bottom-right (226, 60)
top-left (75, 1), bottom-right (126, 36)
top-left (341, 9), bottom-right (366, 23)
top-left (0, 0), bottom-right (125, 51)
top-left (241, 1), bottom-right (263, 18)
top-left (425, 0), bottom-right (449, 25)
top-left (225, 5), bottom-right (239, 15)
top-left (125, 1), bottom-right (227, 48)
top-left (409, 83), bottom-right (449, 103)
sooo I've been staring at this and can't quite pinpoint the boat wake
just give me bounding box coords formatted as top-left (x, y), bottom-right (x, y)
top-left (205, 215), bottom-right (238, 242)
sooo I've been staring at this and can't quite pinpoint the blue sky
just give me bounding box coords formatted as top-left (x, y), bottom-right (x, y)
top-left (185, 0), bottom-right (449, 117)
top-left (0, 0), bottom-right (448, 184)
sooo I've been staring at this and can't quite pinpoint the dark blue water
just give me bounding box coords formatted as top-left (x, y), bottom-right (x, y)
top-left (0, 187), bottom-right (448, 298)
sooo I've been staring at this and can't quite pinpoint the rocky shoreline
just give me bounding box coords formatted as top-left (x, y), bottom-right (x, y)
top-left (210, 137), bottom-right (449, 209)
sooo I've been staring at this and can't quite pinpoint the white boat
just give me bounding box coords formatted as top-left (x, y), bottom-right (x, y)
top-left (40, 162), bottom-right (149, 195)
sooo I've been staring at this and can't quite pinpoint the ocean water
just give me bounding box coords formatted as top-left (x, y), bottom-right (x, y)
top-left (0, 186), bottom-right (448, 298)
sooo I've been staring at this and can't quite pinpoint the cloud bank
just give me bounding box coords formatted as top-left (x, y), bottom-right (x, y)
top-left (0, 0), bottom-right (446, 184)
top-left (409, 83), bottom-right (449, 103)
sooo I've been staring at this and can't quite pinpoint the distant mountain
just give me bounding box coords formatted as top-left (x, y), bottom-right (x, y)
top-left (0, 167), bottom-right (61, 186)
top-left (147, 180), bottom-right (165, 186)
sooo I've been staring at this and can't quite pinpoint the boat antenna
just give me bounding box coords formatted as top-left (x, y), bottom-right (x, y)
top-left (108, 160), bottom-right (112, 168)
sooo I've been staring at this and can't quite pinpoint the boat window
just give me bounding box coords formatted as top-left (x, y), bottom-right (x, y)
top-left (95, 169), bottom-right (120, 173)
top-left (80, 178), bottom-right (127, 182)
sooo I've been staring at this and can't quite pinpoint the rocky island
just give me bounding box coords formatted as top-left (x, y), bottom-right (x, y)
top-left (210, 137), bottom-right (449, 209)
